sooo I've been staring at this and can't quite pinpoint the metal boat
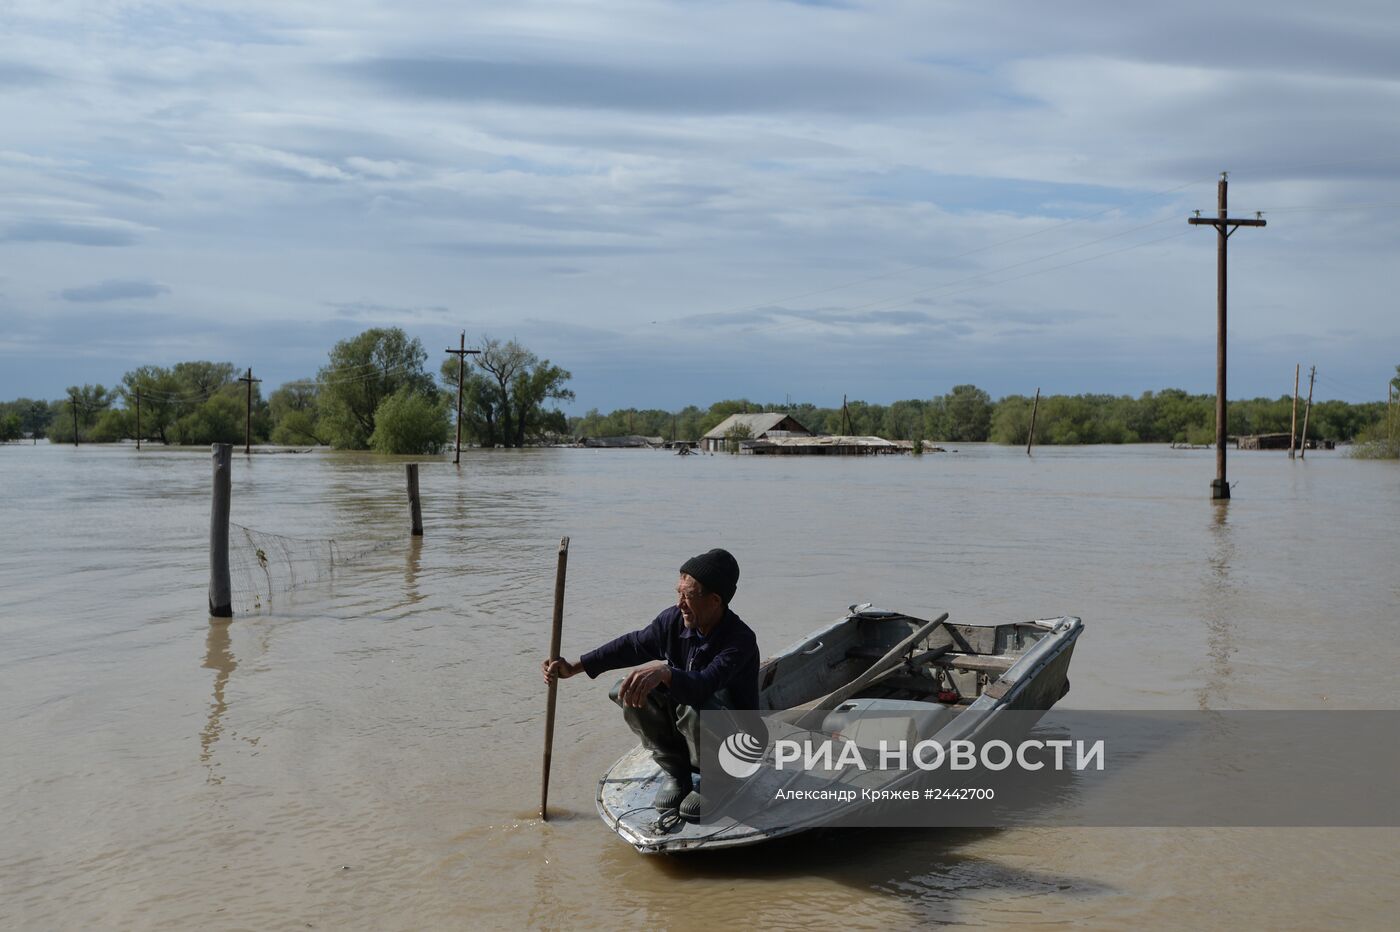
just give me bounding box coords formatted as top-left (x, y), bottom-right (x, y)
top-left (596, 605), bottom-right (1083, 853)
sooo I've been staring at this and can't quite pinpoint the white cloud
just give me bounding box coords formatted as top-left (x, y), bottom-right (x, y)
top-left (227, 144), bottom-right (353, 181)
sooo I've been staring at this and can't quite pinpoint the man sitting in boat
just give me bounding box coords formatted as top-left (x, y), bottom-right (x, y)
top-left (541, 548), bottom-right (759, 821)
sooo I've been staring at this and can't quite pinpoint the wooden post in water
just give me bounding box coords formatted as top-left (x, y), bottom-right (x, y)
top-left (209, 443), bottom-right (233, 617)
top-left (1299, 366), bottom-right (1315, 460)
top-left (444, 333), bottom-right (480, 466)
top-left (1188, 173), bottom-right (1266, 500)
top-left (239, 368), bottom-right (261, 456)
top-left (1027, 387), bottom-right (1041, 456)
top-left (69, 393), bottom-right (79, 447)
top-left (135, 388), bottom-right (141, 452)
top-left (406, 463), bottom-right (424, 536)
top-left (541, 536), bottom-right (569, 821)
top-left (1289, 364), bottom-right (1299, 459)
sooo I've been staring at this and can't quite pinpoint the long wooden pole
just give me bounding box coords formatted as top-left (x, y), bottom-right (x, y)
top-left (209, 443), bottom-right (233, 617)
top-left (135, 388), bottom-right (141, 452)
top-left (445, 334), bottom-right (480, 465)
top-left (238, 368), bottom-right (260, 455)
top-left (406, 464), bottom-right (423, 536)
top-left (1027, 387), bottom-right (1040, 456)
top-left (1187, 173), bottom-right (1265, 498)
top-left (1289, 364), bottom-right (1299, 459)
top-left (453, 332), bottom-right (465, 465)
top-left (1299, 366), bottom-right (1315, 460)
top-left (541, 536), bottom-right (570, 821)
top-left (1213, 178), bottom-right (1229, 497)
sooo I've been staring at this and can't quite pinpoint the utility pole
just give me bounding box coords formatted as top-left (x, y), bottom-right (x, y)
top-left (135, 388), bottom-right (141, 452)
top-left (445, 332), bottom-right (481, 465)
top-left (1289, 364), bottom-right (1299, 459)
top-left (1027, 387), bottom-right (1041, 456)
top-left (842, 394), bottom-right (850, 435)
top-left (69, 392), bottom-right (80, 447)
top-left (238, 368), bottom-right (261, 455)
top-left (1188, 172), bottom-right (1267, 500)
top-left (1299, 366), bottom-right (1316, 459)
top-left (1383, 380), bottom-right (1394, 447)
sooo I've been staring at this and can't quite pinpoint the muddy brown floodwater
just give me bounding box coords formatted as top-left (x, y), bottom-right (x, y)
top-left (2, 443), bottom-right (1397, 929)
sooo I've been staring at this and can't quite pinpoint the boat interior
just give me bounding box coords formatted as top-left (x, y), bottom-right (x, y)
top-left (758, 609), bottom-right (1058, 716)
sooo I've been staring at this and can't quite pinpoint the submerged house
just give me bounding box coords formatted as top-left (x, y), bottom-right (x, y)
top-left (743, 435), bottom-right (905, 455)
top-left (579, 435), bottom-right (665, 449)
top-left (701, 413), bottom-right (811, 453)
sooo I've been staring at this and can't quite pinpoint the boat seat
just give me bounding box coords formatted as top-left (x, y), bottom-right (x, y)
top-left (933, 653), bottom-right (1015, 674)
top-left (846, 645), bottom-right (1015, 674)
top-left (822, 697), bottom-right (957, 749)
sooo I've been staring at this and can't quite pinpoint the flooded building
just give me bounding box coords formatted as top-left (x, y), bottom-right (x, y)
top-left (578, 435), bottom-right (665, 449)
top-left (701, 413), bottom-right (811, 453)
top-left (742, 435), bottom-right (907, 455)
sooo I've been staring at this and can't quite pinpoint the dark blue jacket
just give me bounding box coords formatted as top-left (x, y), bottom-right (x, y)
top-left (581, 605), bottom-right (760, 710)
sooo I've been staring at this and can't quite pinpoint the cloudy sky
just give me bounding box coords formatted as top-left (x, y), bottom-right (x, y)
top-left (2, 0), bottom-right (1397, 410)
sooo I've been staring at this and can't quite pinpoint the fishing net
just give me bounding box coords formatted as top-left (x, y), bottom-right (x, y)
top-left (228, 522), bottom-right (396, 612)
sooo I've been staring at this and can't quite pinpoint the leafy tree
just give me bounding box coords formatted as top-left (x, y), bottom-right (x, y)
top-left (121, 365), bottom-right (184, 444)
top-left (724, 420), bottom-right (753, 453)
top-left (442, 337), bottom-right (572, 447)
top-left (698, 400), bottom-right (756, 437)
top-left (47, 384), bottom-right (111, 442)
top-left (89, 408), bottom-right (132, 442)
top-left (0, 412), bottom-right (20, 442)
top-left (268, 383), bottom-right (326, 446)
top-left (569, 407), bottom-right (675, 439)
top-left (944, 384), bottom-right (992, 441)
top-left (1350, 365), bottom-right (1400, 458)
top-left (173, 361), bottom-right (237, 400)
top-left (989, 394), bottom-right (1034, 445)
top-left (0, 397), bottom-right (52, 439)
top-left (320, 328), bottom-right (436, 449)
top-left (169, 391), bottom-right (244, 445)
top-left (882, 400), bottom-right (926, 441)
top-left (369, 386), bottom-right (451, 454)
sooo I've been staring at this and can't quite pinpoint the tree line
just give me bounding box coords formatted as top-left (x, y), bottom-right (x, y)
top-left (3, 348), bottom-right (1395, 453)
top-left (0, 328), bottom-right (573, 454)
top-left (568, 379), bottom-right (1395, 447)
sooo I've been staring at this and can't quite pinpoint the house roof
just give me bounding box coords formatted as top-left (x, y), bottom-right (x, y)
top-left (701, 412), bottom-right (809, 440)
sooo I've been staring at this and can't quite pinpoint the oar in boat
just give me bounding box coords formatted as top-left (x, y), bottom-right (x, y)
top-left (787, 611), bottom-right (950, 729)
top-left (541, 536), bottom-right (569, 821)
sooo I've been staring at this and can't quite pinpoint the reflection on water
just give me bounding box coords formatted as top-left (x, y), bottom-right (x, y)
top-left (600, 825), bottom-right (1117, 927)
top-left (1198, 503), bottom-right (1238, 710)
top-left (405, 534), bottom-right (424, 605)
top-left (200, 619), bottom-right (236, 783)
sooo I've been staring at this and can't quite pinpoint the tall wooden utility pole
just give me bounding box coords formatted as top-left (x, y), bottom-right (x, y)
top-left (1383, 380), bottom-right (1394, 447)
top-left (69, 393), bottom-right (80, 447)
top-left (238, 368), bottom-right (261, 455)
top-left (1299, 366), bottom-right (1316, 460)
top-left (135, 388), bottom-right (141, 452)
top-left (445, 332), bottom-right (481, 465)
top-left (1188, 172), bottom-right (1267, 500)
top-left (1027, 387), bottom-right (1041, 456)
top-left (1289, 364), bottom-right (1299, 459)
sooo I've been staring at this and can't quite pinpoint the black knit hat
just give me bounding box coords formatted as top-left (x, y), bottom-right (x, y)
top-left (680, 548), bottom-right (740, 605)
